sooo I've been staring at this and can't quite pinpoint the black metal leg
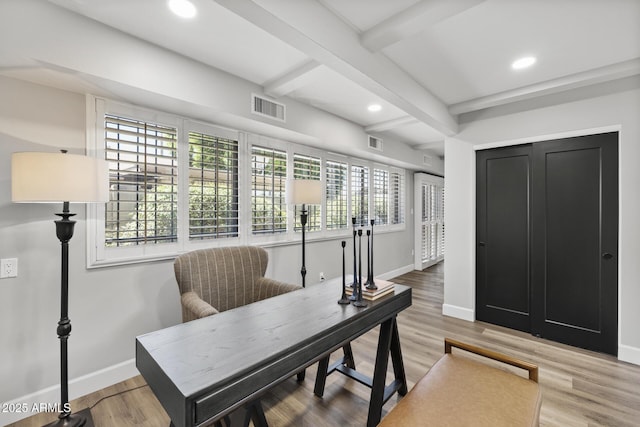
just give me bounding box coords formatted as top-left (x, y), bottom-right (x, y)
top-left (390, 319), bottom-right (408, 396)
top-left (314, 356), bottom-right (330, 397)
top-left (243, 400), bottom-right (268, 427)
top-left (343, 343), bottom-right (356, 369)
top-left (296, 369), bottom-right (306, 382)
top-left (367, 317), bottom-right (394, 427)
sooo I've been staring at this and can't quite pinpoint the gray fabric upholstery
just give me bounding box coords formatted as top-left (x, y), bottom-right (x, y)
top-left (174, 246), bottom-right (301, 322)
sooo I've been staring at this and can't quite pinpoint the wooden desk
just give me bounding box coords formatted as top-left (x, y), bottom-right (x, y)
top-left (136, 278), bottom-right (412, 427)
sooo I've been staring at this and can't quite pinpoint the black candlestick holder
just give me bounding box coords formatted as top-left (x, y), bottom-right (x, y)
top-left (366, 220), bottom-right (377, 290)
top-left (349, 217), bottom-right (358, 300)
top-left (353, 229), bottom-right (367, 308)
top-left (338, 241), bottom-right (350, 304)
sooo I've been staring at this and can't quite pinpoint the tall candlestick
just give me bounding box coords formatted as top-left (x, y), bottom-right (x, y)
top-left (349, 217), bottom-right (358, 300)
top-left (338, 241), bottom-right (350, 304)
top-left (353, 229), bottom-right (367, 307)
top-left (366, 220), bottom-right (377, 290)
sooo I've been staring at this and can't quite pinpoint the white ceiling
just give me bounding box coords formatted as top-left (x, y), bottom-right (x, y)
top-left (4, 0), bottom-right (640, 158)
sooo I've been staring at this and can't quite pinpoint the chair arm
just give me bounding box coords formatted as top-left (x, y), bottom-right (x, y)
top-left (255, 277), bottom-right (302, 301)
top-left (181, 291), bottom-right (219, 319)
top-left (444, 337), bottom-right (539, 382)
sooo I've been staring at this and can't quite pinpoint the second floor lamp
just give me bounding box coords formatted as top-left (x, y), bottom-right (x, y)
top-left (288, 179), bottom-right (321, 288)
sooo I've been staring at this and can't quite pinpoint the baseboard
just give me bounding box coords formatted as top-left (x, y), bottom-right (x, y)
top-left (442, 303), bottom-right (475, 322)
top-left (0, 358), bottom-right (139, 425)
top-left (618, 344), bottom-right (640, 366)
top-left (378, 264), bottom-right (415, 281)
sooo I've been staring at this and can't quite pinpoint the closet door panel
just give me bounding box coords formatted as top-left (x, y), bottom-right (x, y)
top-left (476, 145), bottom-right (531, 332)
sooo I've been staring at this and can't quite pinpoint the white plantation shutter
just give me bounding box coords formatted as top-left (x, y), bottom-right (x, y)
top-left (251, 145), bottom-right (287, 234)
top-left (390, 171), bottom-right (404, 225)
top-left (373, 168), bottom-right (389, 225)
top-left (188, 131), bottom-right (239, 240)
top-left (351, 165), bottom-right (369, 225)
top-left (326, 160), bottom-right (348, 230)
top-left (293, 153), bottom-right (321, 232)
top-left (420, 182), bottom-right (445, 263)
top-left (104, 114), bottom-right (178, 247)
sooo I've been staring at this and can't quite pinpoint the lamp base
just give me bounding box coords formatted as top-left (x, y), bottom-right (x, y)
top-left (43, 409), bottom-right (94, 427)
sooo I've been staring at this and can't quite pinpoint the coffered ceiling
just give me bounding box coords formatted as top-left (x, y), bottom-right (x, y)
top-left (3, 0), bottom-right (640, 158)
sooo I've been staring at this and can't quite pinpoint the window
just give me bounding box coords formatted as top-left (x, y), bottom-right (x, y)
top-left (390, 171), bottom-right (405, 225)
top-left (421, 182), bottom-right (444, 262)
top-left (373, 168), bottom-right (389, 225)
top-left (293, 154), bottom-right (321, 232)
top-left (104, 114), bottom-right (178, 247)
top-left (351, 165), bottom-right (369, 225)
top-left (325, 160), bottom-right (348, 230)
top-left (188, 131), bottom-right (239, 240)
top-left (251, 145), bottom-right (287, 235)
top-left (89, 98), bottom-right (406, 267)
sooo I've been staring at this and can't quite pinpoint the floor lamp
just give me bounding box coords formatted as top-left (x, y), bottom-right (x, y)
top-left (288, 179), bottom-right (321, 288)
top-left (12, 151), bottom-right (109, 427)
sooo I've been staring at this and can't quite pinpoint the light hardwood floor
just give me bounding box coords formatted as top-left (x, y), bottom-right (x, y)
top-left (9, 263), bottom-right (640, 426)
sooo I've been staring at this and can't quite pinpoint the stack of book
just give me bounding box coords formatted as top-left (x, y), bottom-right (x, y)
top-left (346, 278), bottom-right (395, 301)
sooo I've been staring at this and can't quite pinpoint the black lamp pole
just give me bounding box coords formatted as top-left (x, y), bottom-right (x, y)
top-left (46, 201), bottom-right (94, 427)
top-left (300, 204), bottom-right (308, 288)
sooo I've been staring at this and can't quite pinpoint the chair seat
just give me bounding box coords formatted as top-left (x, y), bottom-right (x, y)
top-left (379, 351), bottom-right (542, 427)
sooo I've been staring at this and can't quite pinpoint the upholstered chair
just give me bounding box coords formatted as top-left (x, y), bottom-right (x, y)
top-left (174, 246), bottom-right (301, 322)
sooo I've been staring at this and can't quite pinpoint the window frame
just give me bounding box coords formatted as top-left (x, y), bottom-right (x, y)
top-left (86, 97), bottom-right (406, 268)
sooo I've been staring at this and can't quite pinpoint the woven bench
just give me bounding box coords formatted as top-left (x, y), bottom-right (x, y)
top-left (379, 338), bottom-right (542, 427)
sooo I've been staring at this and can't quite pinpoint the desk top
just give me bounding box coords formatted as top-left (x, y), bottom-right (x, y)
top-left (136, 277), bottom-right (411, 426)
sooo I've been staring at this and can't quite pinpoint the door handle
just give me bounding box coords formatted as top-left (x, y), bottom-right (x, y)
top-left (602, 252), bottom-right (613, 260)
top-left (478, 241), bottom-right (486, 247)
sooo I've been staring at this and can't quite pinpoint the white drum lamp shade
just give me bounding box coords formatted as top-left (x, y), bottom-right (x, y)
top-left (287, 179), bottom-right (322, 205)
top-left (12, 151), bottom-right (109, 203)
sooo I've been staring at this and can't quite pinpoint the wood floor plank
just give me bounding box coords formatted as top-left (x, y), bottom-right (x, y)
top-left (7, 262), bottom-right (640, 426)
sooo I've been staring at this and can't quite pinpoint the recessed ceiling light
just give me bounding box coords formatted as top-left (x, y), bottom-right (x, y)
top-left (511, 56), bottom-right (536, 70)
top-left (168, 0), bottom-right (197, 19)
top-left (367, 103), bottom-right (382, 112)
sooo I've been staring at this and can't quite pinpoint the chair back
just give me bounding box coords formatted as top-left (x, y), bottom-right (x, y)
top-left (174, 246), bottom-right (269, 313)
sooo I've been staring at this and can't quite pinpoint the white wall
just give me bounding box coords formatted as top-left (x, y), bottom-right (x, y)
top-left (0, 0), bottom-right (443, 176)
top-left (0, 75), bottom-right (417, 423)
top-left (443, 86), bottom-right (640, 364)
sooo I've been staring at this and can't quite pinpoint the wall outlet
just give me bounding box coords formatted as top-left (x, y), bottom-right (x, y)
top-left (319, 272), bottom-right (325, 281)
top-left (0, 258), bottom-right (18, 278)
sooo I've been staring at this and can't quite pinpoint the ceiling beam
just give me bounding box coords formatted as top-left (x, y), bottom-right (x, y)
top-left (413, 141), bottom-right (444, 151)
top-left (214, 0), bottom-right (458, 136)
top-left (361, 0), bottom-right (485, 52)
top-left (263, 59), bottom-right (321, 98)
top-left (364, 115), bottom-right (418, 132)
top-left (450, 58), bottom-right (640, 115)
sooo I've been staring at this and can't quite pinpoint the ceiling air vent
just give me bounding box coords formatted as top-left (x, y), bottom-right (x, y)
top-left (367, 135), bottom-right (383, 151)
top-left (252, 94), bottom-right (285, 122)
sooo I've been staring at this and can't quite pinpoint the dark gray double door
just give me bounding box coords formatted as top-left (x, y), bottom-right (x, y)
top-left (476, 132), bottom-right (618, 355)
